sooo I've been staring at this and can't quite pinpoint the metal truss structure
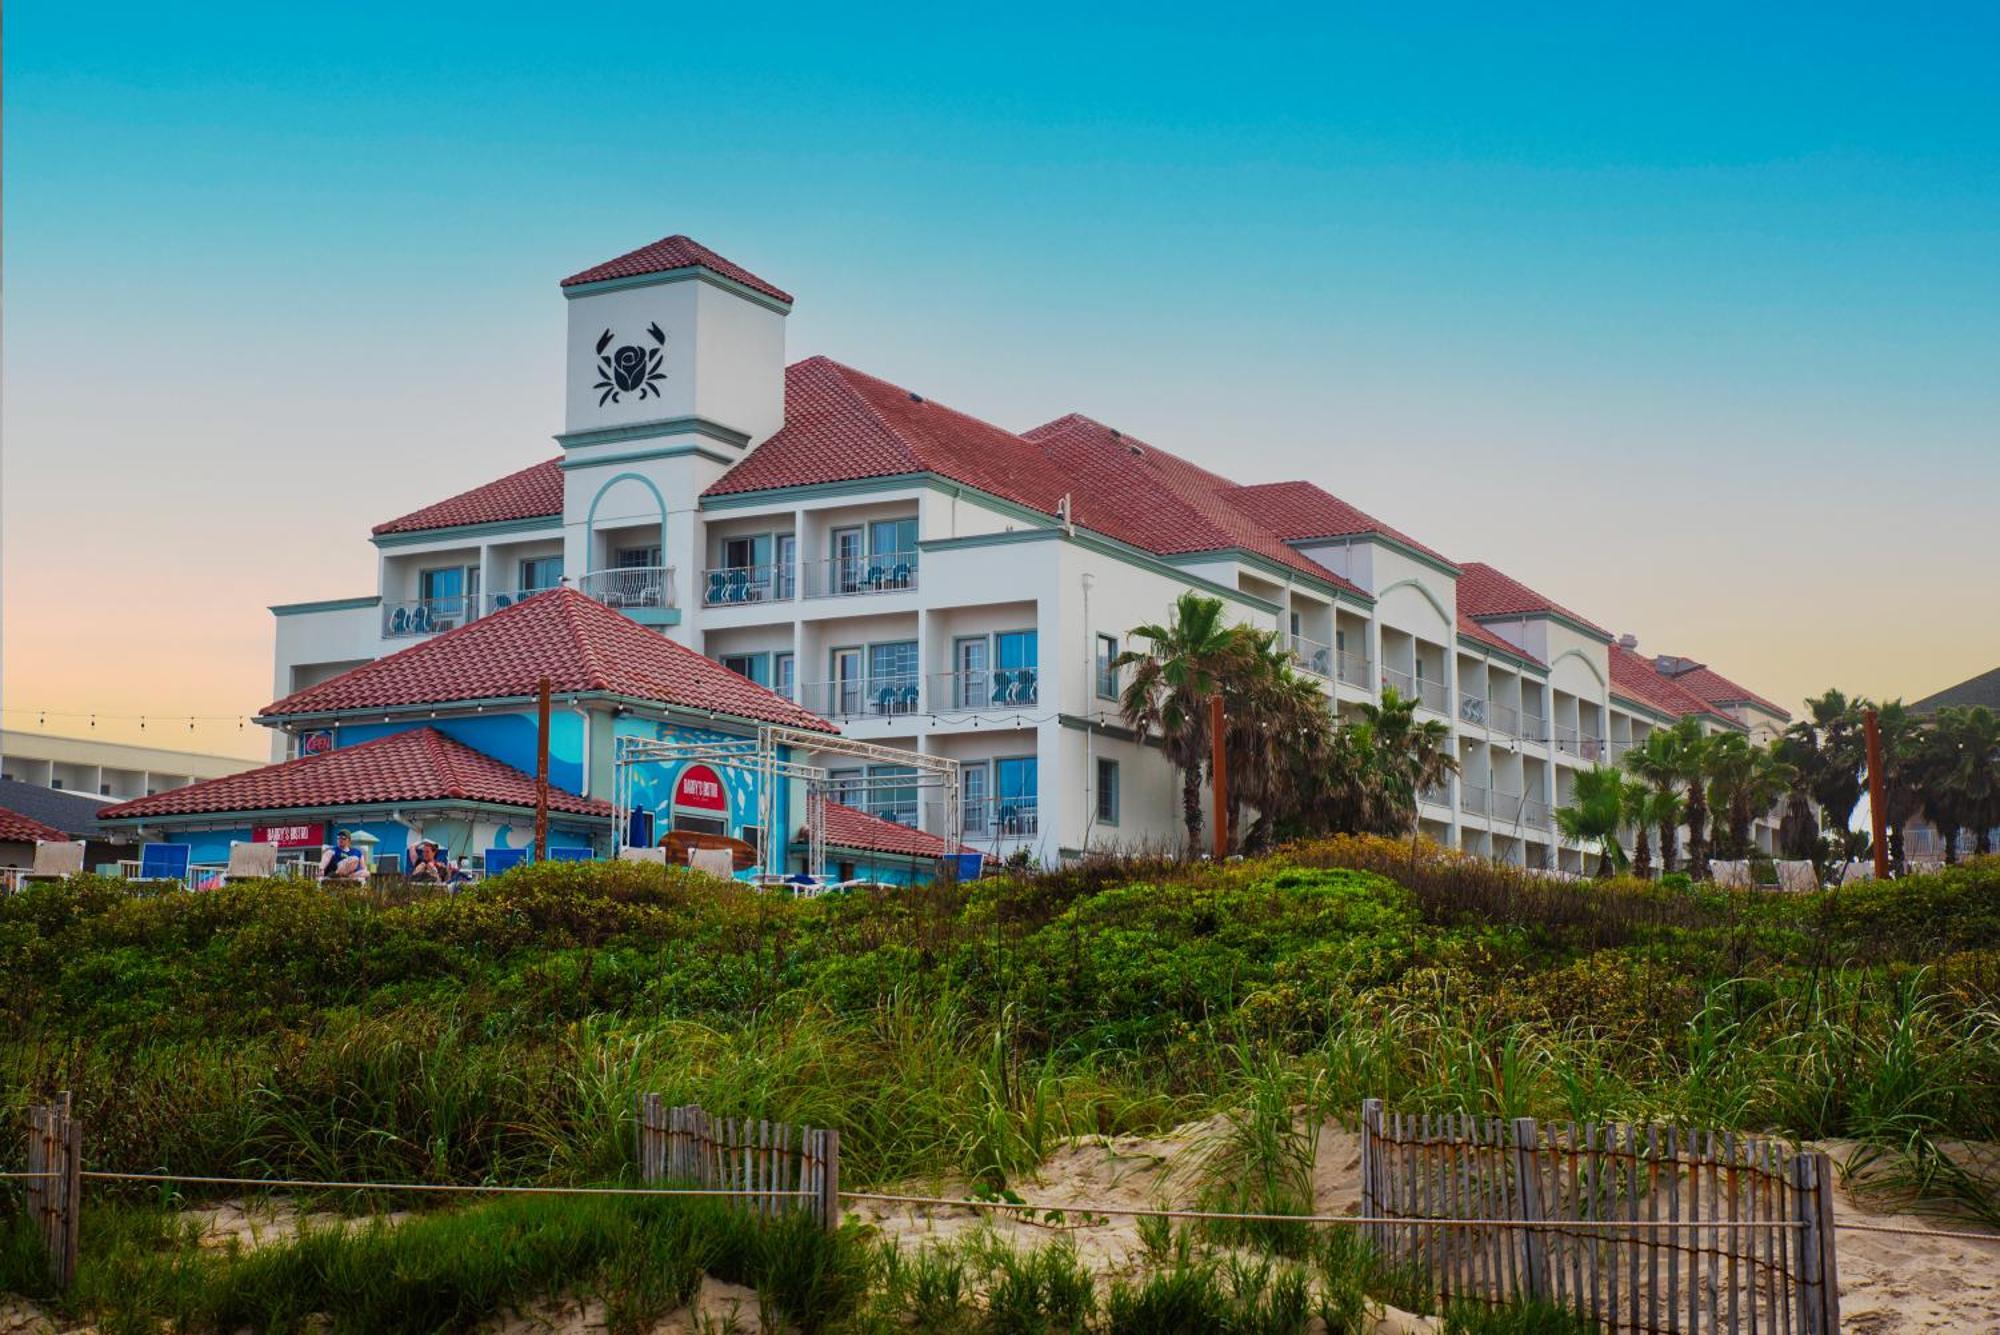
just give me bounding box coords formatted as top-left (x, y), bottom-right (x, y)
top-left (611, 725), bottom-right (961, 881)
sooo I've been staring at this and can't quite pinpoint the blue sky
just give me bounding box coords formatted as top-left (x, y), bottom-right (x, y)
top-left (5, 3), bottom-right (1997, 754)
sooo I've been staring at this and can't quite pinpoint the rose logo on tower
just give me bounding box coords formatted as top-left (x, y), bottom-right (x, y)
top-left (592, 322), bottom-right (668, 404)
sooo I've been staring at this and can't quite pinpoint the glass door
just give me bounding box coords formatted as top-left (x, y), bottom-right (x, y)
top-left (831, 648), bottom-right (863, 718)
top-left (961, 761), bottom-right (989, 836)
top-left (831, 528), bottom-right (864, 594)
top-left (869, 518), bottom-right (917, 588)
top-left (995, 757), bottom-right (1038, 835)
top-left (775, 533), bottom-right (797, 599)
top-left (954, 637), bottom-right (989, 710)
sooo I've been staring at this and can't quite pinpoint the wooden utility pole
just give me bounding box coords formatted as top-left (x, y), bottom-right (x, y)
top-left (534, 677), bottom-right (552, 861)
top-left (1209, 694), bottom-right (1228, 860)
top-left (1864, 706), bottom-right (1889, 880)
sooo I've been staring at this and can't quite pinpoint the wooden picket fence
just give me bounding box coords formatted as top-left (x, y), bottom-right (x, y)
top-left (633, 1095), bottom-right (841, 1231)
top-left (24, 1094), bottom-right (83, 1290)
top-left (1359, 1100), bottom-right (1838, 1335)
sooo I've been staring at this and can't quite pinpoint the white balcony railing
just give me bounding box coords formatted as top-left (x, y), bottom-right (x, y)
top-left (1337, 650), bottom-right (1372, 688)
top-left (931, 668), bottom-right (1040, 712)
top-left (1487, 701), bottom-right (1521, 738)
top-left (1488, 789), bottom-right (1524, 823)
top-left (965, 796), bottom-right (1039, 838)
top-left (801, 551), bottom-right (918, 599)
top-left (383, 596), bottom-right (475, 638)
top-left (1461, 783), bottom-right (1490, 816)
top-left (1417, 677), bottom-right (1450, 716)
top-left (1522, 797), bottom-right (1552, 827)
top-left (579, 566), bottom-right (676, 611)
top-left (1285, 633), bottom-right (1334, 679)
top-left (1520, 711), bottom-right (1548, 743)
top-left (798, 675), bottom-right (922, 721)
top-left (1458, 692), bottom-right (1487, 728)
top-left (700, 563), bottom-right (793, 606)
top-left (1381, 665), bottom-right (1414, 697)
top-left (1419, 783), bottom-right (1453, 810)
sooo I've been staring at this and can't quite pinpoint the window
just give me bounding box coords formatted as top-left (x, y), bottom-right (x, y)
top-left (868, 517), bottom-right (917, 559)
top-left (719, 652), bottom-right (770, 687)
top-left (420, 566), bottom-right (465, 609)
top-left (866, 641), bottom-right (919, 715)
top-left (50, 779), bottom-right (63, 790)
top-left (830, 648), bottom-right (864, 716)
top-left (994, 630), bottom-right (1038, 705)
top-left (828, 768), bottom-right (864, 802)
top-left (519, 556), bottom-right (563, 592)
top-left (1095, 634), bottom-right (1120, 700)
top-left (1095, 758), bottom-right (1120, 825)
top-left (1289, 610), bottom-right (1302, 638)
top-left (963, 761), bottom-right (990, 832)
top-left (616, 545), bottom-right (661, 569)
top-left (774, 652), bottom-right (796, 701)
top-left (774, 534), bottom-right (797, 598)
top-left (955, 636), bottom-right (991, 709)
top-left (994, 757), bottom-right (1038, 834)
top-left (100, 783), bottom-right (112, 796)
top-left (866, 764), bottom-right (919, 826)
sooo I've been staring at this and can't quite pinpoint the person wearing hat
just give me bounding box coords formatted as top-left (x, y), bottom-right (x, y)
top-left (320, 830), bottom-right (369, 882)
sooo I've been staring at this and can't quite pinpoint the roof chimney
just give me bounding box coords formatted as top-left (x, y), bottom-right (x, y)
top-left (1617, 633), bottom-right (1638, 651)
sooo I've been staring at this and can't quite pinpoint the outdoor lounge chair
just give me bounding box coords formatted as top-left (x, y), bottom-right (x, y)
top-left (22, 840), bottom-right (85, 883)
top-left (135, 843), bottom-right (192, 884)
top-left (898, 684), bottom-right (920, 712)
top-left (706, 572), bottom-right (728, 604)
top-left (1710, 860), bottom-right (1753, 889)
top-left (223, 841), bottom-right (279, 882)
top-left (390, 607), bottom-right (411, 634)
top-left (1013, 669), bottom-right (1038, 704)
top-left (617, 846), bottom-right (667, 865)
top-left (888, 561), bottom-right (912, 588)
top-left (989, 670), bottom-right (1013, 706)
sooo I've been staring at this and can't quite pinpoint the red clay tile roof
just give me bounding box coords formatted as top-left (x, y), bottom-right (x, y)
top-left (261, 589), bottom-right (837, 732)
top-left (374, 458), bottom-right (564, 537)
top-left (0, 805), bottom-right (69, 843)
top-left (1651, 660), bottom-right (1790, 720)
top-left (560, 234), bottom-right (793, 305)
top-left (1457, 613), bottom-right (1544, 666)
top-left (1223, 480), bottom-right (1455, 567)
top-left (703, 362), bottom-right (1365, 597)
top-left (822, 802), bottom-right (972, 860)
top-left (99, 728), bottom-right (611, 822)
top-left (1456, 562), bottom-right (1612, 639)
top-left (1608, 645), bottom-right (1742, 727)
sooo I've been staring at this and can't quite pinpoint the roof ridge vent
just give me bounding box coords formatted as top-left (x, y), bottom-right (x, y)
top-left (908, 391), bottom-right (924, 403)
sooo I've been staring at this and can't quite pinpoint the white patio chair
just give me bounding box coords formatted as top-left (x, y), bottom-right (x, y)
top-left (1709, 859), bottom-right (1753, 888)
top-left (1775, 860), bottom-right (1818, 892)
top-left (618, 846), bottom-right (667, 865)
top-left (688, 847), bottom-right (735, 879)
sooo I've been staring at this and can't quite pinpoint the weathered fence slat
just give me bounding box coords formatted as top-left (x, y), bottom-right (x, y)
top-left (632, 1099), bottom-right (840, 1231)
top-left (1360, 1106), bottom-right (1837, 1335)
top-left (23, 1093), bottom-right (82, 1290)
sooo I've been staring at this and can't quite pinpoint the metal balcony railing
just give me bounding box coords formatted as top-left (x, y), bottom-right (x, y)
top-left (801, 551), bottom-right (918, 599)
top-left (1285, 633), bottom-right (1334, 679)
top-left (1417, 677), bottom-right (1450, 716)
top-left (383, 596), bottom-right (477, 638)
top-left (1381, 665), bottom-right (1414, 697)
top-left (965, 796), bottom-right (1039, 838)
top-left (932, 667), bottom-right (1040, 712)
top-left (700, 563), bottom-right (793, 607)
top-left (579, 566), bottom-right (676, 611)
top-left (1522, 798), bottom-right (1553, 827)
top-left (1459, 692), bottom-right (1488, 727)
top-left (1461, 783), bottom-right (1490, 816)
top-left (1336, 650), bottom-right (1372, 688)
top-left (797, 675), bottom-right (922, 721)
top-left (1519, 711), bottom-right (1548, 743)
top-left (1486, 701), bottom-right (1521, 738)
top-left (1419, 783), bottom-right (1453, 810)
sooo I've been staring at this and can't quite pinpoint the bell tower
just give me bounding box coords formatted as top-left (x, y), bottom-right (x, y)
top-left (555, 235), bottom-right (792, 634)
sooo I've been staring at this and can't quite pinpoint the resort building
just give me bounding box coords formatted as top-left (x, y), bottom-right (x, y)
top-left (0, 730), bottom-right (251, 800)
top-left (268, 233), bottom-right (1790, 873)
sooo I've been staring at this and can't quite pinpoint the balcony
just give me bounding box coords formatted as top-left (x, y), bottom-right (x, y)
top-left (801, 551), bottom-right (918, 599)
top-left (797, 675), bottom-right (922, 722)
top-left (700, 563), bottom-right (793, 607)
top-left (931, 667), bottom-right (1040, 713)
top-left (1285, 633), bottom-right (1334, 679)
top-left (1522, 797), bottom-right (1552, 827)
top-left (1461, 783), bottom-right (1490, 816)
top-left (578, 567), bottom-right (677, 623)
top-left (1336, 650), bottom-right (1371, 689)
top-left (1552, 724), bottom-right (1606, 762)
top-left (381, 589), bottom-right (552, 638)
top-left (1459, 693), bottom-right (1487, 728)
top-left (1419, 783), bottom-right (1453, 810)
top-left (1520, 711), bottom-right (1549, 743)
top-left (965, 796), bottom-right (1039, 838)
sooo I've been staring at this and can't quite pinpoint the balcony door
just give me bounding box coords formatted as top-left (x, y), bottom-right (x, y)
top-left (830, 647), bottom-right (863, 718)
top-left (954, 637), bottom-right (989, 709)
top-left (831, 527), bottom-right (864, 594)
top-left (995, 757), bottom-right (1037, 835)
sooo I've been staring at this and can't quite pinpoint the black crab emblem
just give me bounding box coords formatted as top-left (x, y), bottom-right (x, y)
top-left (594, 323), bottom-right (668, 404)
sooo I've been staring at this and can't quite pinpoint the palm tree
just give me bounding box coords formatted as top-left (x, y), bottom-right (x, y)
top-left (1870, 701), bottom-right (1924, 874)
top-left (1349, 688), bottom-right (1457, 850)
top-left (1785, 690), bottom-right (1866, 851)
top-left (1668, 718), bottom-right (1715, 880)
top-left (1702, 733), bottom-right (1756, 860)
top-left (1912, 706), bottom-right (2000, 863)
top-left (1622, 729), bottom-right (1686, 872)
top-left (1622, 781), bottom-right (1681, 880)
top-left (1221, 629), bottom-right (1335, 851)
top-left (1556, 766), bottom-right (1629, 878)
top-left (1117, 591), bottom-right (1243, 853)
top-left (1701, 734), bottom-right (1792, 860)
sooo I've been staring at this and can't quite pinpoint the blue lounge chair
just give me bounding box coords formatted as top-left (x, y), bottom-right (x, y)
top-left (492, 593), bottom-right (513, 611)
top-left (889, 561), bottom-right (912, 589)
top-left (727, 568), bottom-right (751, 603)
top-left (990, 670), bottom-right (1013, 706)
top-left (390, 607), bottom-right (410, 635)
top-left (136, 843), bottom-right (192, 884)
top-left (1014, 669), bottom-right (1038, 704)
top-left (706, 572), bottom-right (728, 605)
top-left (483, 847), bottom-right (529, 876)
top-left (874, 685), bottom-right (898, 715)
top-left (899, 684), bottom-right (919, 712)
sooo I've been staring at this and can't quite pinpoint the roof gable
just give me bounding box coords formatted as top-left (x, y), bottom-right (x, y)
top-left (99, 728), bottom-right (610, 822)
top-left (1652, 659), bottom-right (1790, 720)
top-left (821, 801), bottom-right (971, 860)
top-left (1608, 644), bottom-right (1741, 727)
top-left (560, 234), bottom-right (793, 305)
top-left (1223, 480), bottom-right (1454, 568)
top-left (1457, 562), bottom-right (1612, 639)
top-left (374, 458), bottom-right (564, 537)
top-left (261, 590), bottom-right (836, 732)
top-left (1457, 613), bottom-right (1544, 667)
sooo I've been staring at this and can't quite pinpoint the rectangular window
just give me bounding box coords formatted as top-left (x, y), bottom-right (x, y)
top-left (867, 764), bottom-right (919, 826)
top-left (828, 767), bottom-right (864, 802)
top-left (830, 647), bottom-right (863, 717)
top-left (994, 756), bottom-right (1038, 834)
top-left (1095, 757), bottom-right (1120, 825)
top-left (519, 556), bottom-right (563, 592)
top-left (1289, 610), bottom-right (1302, 638)
top-left (868, 517), bottom-right (918, 559)
top-left (616, 545), bottom-right (661, 569)
top-left (867, 641), bottom-right (919, 715)
top-left (420, 566), bottom-right (464, 605)
top-left (995, 630), bottom-right (1038, 706)
top-left (719, 652), bottom-right (770, 687)
top-left (774, 534), bottom-right (797, 598)
top-left (774, 652), bottom-right (796, 701)
top-left (1095, 634), bottom-right (1120, 701)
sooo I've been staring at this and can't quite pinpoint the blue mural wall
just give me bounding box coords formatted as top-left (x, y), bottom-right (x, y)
top-left (612, 716), bottom-right (787, 861)
top-left (165, 816), bottom-right (602, 867)
top-left (334, 712), bottom-right (587, 796)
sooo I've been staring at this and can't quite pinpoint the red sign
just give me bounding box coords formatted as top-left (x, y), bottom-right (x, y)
top-left (673, 764), bottom-right (728, 812)
top-left (300, 730), bottom-right (334, 755)
top-left (253, 822), bottom-right (326, 849)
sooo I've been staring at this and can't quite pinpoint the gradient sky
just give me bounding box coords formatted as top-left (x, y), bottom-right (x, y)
top-left (5, 3), bottom-right (1997, 760)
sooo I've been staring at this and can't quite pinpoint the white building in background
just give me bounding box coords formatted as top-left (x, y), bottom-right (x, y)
top-left (271, 234), bottom-right (1790, 872)
top-left (0, 730), bottom-right (251, 801)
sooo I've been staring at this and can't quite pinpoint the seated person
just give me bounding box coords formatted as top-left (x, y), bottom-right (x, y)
top-left (408, 840), bottom-right (451, 884)
top-left (319, 830), bottom-right (370, 881)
